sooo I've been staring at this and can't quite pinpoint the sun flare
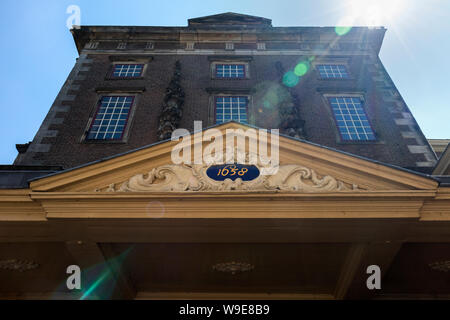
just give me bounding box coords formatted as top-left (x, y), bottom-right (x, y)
top-left (339, 0), bottom-right (406, 26)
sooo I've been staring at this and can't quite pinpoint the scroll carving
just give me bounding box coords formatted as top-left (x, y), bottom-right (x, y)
top-left (263, 164), bottom-right (359, 192)
top-left (0, 259), bottom-right (39, 272)
top-left (212, 262), bottom-right (254, 275)
top-left (98, 152), bottom-right (364, 193)
top-left (120, 165), bottom-right (204, 192)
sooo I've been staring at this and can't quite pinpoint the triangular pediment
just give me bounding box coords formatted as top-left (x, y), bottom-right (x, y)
top-left (29, 122), bottom-right (437, 193)
top-left (188, 12), bottom-right (272, 27)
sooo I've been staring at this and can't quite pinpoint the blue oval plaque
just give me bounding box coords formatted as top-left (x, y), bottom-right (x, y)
top-left (207, 164), bottom-right (260, 181)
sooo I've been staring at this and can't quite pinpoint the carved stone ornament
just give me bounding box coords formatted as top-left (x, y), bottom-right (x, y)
top-left (275, 61), bottom-right (306, 139)
top-left (0, 259), bottom-right (39, 272)
top-left (212, 262), bottom-right (254, 275)
top-left (96, 150), bottom-right (365, 193)
top-left (157, 61), bottom-right (185, 141)
top-left (429, 261), bottom-right (450, 272)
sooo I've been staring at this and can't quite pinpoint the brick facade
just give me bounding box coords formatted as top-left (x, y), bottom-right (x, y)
top-left (14, 12), bottom-right (437, 173)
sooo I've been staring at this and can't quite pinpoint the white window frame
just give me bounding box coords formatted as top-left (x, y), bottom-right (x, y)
top-left (82, 93), bottom-right (140, 143)
top-left (210, 61), bottom-right (250, 79)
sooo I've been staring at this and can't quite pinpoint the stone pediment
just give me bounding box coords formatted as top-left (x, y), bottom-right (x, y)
top-left (188, 12), bottom-right (272, 27)
top-left (29, 122), bottom-right (438, 193)
top-left (99, 150), bottom-right (363, 193)
top-left (117, 163), bottom-right (361, 192)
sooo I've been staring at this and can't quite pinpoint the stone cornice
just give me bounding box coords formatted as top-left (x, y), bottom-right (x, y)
top-left (71, 24), bottom-right (386, 55)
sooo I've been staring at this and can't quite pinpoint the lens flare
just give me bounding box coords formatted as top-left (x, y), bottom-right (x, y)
top-left (340, 0), bottom-right (406, 27)
top-left (335, 26), bottom-right (352, 36)
top-left (263, 87), bottom-right (282, 108)
top-left (68, 246), bottom-right (134, 300)
top-left (282, 71), bottom-right (299, 87)
top-left (335, 15), bottom-right (354, 36)
top-left (294, 62), bottom-right (309, 76)
top-left (80, 270), bottom-right (111, 300)
top-left (146, 201), bottom-right (165, 218)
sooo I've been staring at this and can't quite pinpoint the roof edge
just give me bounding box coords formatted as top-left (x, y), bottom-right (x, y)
top-left (433, 143), bottom-right (450, 175)
top-left (28, 121), bottom-right (437, 186)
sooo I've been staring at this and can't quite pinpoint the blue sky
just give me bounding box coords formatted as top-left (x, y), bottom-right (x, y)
top-left (0, 0), bottom-right (449, 164)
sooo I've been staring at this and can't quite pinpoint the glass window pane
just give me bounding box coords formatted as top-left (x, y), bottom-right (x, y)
top-left (317, 64), bottom-right (350, 79)
top-left (215, 64), bottom-right (245, 78)
top-left (215, 96), bottom-right (248, 124)
top-left (86, 95), bottom-right (134, 140)
top-left (329, 96), bottom-right (376, 141)
top-left (112, 64), bottom-right (144, 78)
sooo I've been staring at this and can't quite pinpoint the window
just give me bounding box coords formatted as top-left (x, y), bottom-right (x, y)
top-left (210, 59), bottom-right (250, 79)
top-left (317, 64), bottom-right (349, 79)
top-left (86, 96), bottom-right (134, 140)
top-left (215, 96), bottom-right (248, 124)
top-left (328, 96), bottom-right (376, 141)
top-left (112, 64), bottom-right (144, 78)
top-left (215, 64), bottom-right (245, 79)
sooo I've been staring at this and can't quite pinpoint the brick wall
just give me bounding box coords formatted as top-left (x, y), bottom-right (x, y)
top-left (14, 31), bottom-right (437, 172)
